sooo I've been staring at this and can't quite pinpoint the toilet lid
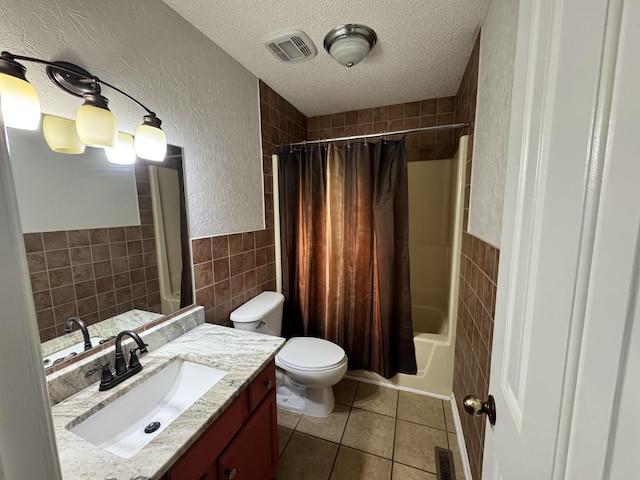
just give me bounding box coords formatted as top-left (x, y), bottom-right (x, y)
top-left (277, 337), bottom-right (346, 371)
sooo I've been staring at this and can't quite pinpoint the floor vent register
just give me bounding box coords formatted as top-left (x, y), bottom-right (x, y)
top-left (435, 446), bottom-right (457, 480)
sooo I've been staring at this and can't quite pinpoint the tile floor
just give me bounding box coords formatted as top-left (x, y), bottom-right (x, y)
top-left (274, 378), bottom-right (465, 480)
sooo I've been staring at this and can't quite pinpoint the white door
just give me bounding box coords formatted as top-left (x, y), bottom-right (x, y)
top-left (481, 0), bottom-right (638, 478)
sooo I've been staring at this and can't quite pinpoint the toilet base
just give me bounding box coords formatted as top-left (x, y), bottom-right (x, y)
top-left (275, 370), bottom-right (336, 417)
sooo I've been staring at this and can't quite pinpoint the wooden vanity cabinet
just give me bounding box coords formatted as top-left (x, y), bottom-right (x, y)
top-left (162, 361), bottom-right (277, 480)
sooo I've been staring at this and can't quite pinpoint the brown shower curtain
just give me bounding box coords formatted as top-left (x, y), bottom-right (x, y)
top-left (278, 140), bottom-right (416, 378)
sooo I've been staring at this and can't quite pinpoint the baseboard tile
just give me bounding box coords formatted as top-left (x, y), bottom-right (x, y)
top-left (450, 392), bottom-right (473, 480)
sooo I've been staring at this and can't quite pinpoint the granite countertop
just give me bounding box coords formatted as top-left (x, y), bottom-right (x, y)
top-left (52, 323), bottom-right (285, 480)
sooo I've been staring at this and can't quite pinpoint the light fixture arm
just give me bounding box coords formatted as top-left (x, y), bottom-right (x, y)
top-left (1, 51), bottom-right (156, 116)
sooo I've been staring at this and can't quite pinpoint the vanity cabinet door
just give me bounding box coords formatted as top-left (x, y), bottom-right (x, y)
top-left (167, 391), bottom-right (246, 480)
top-left (218, 392), bottom-right (278, 480)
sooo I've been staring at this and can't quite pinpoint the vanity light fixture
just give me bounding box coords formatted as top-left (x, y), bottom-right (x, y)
top-left (323, 24), bottom-right (377, 68)
top-left (0, 51), bottom-right (167, 161)
top-left (42, 115), bottom-right (85, 154)
top-left (105, 132), bottom-right (137, 165)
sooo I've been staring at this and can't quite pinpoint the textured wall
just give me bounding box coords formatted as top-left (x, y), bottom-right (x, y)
top-left (468, 0), bottom-right (519, 247)
top-left (453, 33), bottom-right (500, 480)
top-left (0, 0), bottom-right (263, 238)
top-left (192, 81), bottom-right (307, 324)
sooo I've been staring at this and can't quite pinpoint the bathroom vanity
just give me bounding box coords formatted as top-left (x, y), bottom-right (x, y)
top-left (50, 320), bottom-right (284, 479)
top-left (162, 361), bottom-right (277, 480)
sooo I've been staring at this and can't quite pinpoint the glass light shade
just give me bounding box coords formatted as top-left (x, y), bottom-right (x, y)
top-left (75, 104), bottom-right (117, 148)
top-left (329, 36), bottom-right (371, 67)
top-left (42, 115), bottom-right (85, 154)
top-left (105, 132), bottom-right (136, 165)
top-left (0, 72), bottom-right (41, 130)
top-left (135, 124), bottom-right (167, 161)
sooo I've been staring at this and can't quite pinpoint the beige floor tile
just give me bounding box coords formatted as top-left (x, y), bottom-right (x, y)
top-left (334, 378), bottom-right (359, 406)
top-left (330, 446), bottom-right (392, 480)
top-left (278, 426), bottom-right (293, 456)
top-left (393, 420), bottom-right (448, 473)
top-left (391, 462), bottom-right (437, 479)
top-left (448, 433), bottom-right (465, 479)
top-left (296, 404), bottom-right (350, 443)
top-left (278, 407), bottom-right (302, 429)
top-left (274, 432), bottom-right (339, 480)
top-left (352, 382), bottom-right (398, 417)
top-left (443, 400), bottom-right (456, 433)
top-left (342, 408), bottom-right (396, 459)
top-left (397, 391), bottom-right (445, 430)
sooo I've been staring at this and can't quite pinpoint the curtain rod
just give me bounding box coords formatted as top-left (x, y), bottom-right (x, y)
top-left (280, 123), bottom-right (469, 148)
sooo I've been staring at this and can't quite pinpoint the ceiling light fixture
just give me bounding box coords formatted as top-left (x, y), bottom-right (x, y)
top-left (323, 24), bottom-right (377, 68)
top-left (0, 51), bottom-right (167, 161)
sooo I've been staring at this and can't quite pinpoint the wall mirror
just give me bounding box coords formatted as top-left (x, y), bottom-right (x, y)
top-left (6, 121), bottom-right (193, 369)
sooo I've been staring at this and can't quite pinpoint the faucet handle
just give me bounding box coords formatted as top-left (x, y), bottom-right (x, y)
top-left (128, 348), bottom-right (142, 370)
top-left (85, 362), bottom-right (114, 388)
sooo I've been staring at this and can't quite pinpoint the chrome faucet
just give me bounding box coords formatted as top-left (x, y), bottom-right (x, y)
top-left (63, 316), bottom-right (92, 351)
top-left (85, 330), bottom-right (148, 391)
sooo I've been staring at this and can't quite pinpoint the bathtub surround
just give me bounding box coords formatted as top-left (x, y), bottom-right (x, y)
top-left (278, 141), bottom-right (416, 379)
top-left (453, 32), bottom-right (501, 480)
top-left (192, 82), bottom-right (307, 325)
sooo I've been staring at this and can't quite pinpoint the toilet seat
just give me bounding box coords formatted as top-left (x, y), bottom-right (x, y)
top-left (276, 337), bottom-right (346, 372)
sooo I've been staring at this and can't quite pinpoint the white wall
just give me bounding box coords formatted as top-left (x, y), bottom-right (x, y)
top-left (469, 0), bottom-right (519, 247)
top-left (0, 0), bottom-right (264, 238)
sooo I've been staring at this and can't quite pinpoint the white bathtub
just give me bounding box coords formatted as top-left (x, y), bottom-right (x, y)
top-left (346, 303), bottom-right (455, 396)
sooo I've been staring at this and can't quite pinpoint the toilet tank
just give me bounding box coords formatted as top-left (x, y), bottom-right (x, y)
top-left (230, 291), bottom-right (284, 336)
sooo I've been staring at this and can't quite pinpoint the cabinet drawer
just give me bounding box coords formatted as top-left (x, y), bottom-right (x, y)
top-left (249, 361), bottom-right (275, 411)
top-left (168, 390), bottom-right (247, 480)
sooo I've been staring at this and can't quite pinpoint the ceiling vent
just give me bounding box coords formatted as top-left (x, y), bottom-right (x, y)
top-left (264, 30), bottom-right (317, 63)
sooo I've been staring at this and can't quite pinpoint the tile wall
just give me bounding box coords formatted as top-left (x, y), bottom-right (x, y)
top-left (25, 165), bottom-right (161, 342)
top-left (307, 97), bottom-right (457, 161)
top-left (452, 33), bottom-right (500, 480)
top-left (192, 80), bottom-right (307, 324)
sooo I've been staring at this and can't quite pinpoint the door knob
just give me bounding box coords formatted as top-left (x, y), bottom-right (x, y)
top-left (463, 394), bottom-right (496, 425)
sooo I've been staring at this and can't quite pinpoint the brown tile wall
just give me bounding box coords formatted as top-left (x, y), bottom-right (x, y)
top-left (192, 81), bottom-right (307, 324)
top-left (452, 33), bottom-right (500, 480)
top-left (307, 97), bottom-right (457, 161)
top-left (25, 165), bottom-right (161, 343)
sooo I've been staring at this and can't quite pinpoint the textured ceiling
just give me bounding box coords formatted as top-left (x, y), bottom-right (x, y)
top-left (161, 0), bottom-right (490, 117)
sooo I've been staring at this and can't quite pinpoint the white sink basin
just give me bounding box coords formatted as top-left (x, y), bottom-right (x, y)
top-left (70, 360), bottom-right (227, 458)
top-left (42, 337), bottom-right (104, 367)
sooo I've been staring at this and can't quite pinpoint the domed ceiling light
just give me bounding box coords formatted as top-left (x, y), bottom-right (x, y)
top-left (323, 24), bottom-right (377, 68)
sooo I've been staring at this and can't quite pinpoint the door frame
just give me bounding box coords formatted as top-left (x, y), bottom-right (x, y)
top-left (0, 115), bottom-right (62, 477)
top-left (483, 0), bottom-right (631, 478)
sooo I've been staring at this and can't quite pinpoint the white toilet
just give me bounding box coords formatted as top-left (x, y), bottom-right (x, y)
top-left (230, 291), bottom-right (347, 417)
